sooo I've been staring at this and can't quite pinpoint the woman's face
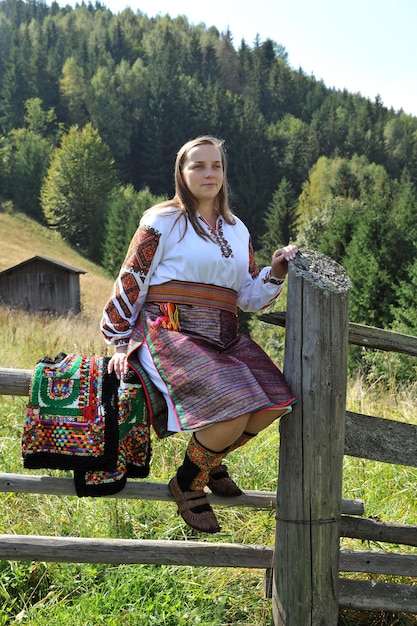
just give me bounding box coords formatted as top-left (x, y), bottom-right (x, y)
top-left (181, 144), bottom-right (224, 208)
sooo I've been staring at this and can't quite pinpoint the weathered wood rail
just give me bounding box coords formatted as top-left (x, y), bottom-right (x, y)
top-left (259, 310), bottom-right (417, 357)
top-left (0, 471), bottom-right (363, 514)
top-left (1, 249), bottom-right (417, 624)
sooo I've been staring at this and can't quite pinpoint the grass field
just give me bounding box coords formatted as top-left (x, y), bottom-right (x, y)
top-left (0, 211), bottom-right (416, 624)
top-left (1, 307), bottom-right (417, 625)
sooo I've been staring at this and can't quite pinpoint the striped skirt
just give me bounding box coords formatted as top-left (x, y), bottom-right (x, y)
top-left (128, 282), bottom-right (296, 438)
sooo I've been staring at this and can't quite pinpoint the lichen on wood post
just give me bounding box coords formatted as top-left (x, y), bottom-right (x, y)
top-left (272, 250), bottom-right (351, 626)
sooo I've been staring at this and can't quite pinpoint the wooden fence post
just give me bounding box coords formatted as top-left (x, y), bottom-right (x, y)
top-left (272, 250), bottom-right (351, 625)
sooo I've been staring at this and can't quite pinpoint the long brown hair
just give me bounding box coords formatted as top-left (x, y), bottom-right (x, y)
top-left (147, 136), bottom-right (235, 239)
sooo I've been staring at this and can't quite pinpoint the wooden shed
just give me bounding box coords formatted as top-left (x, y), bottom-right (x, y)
top-left (0, 256), bottom-right (86, 315)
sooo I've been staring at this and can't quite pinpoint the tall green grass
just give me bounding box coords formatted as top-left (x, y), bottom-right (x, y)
top-left (0, 307), bottom-right (416, 625)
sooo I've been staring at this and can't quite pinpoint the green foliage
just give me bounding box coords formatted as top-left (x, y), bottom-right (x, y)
top-left (0, 0), bottom-right (415, 208)
top-left (0, 0), bottom-right (412, 206)
top-left (393, 256), bottom-right (417, 336)
top-left (296, 155), bottom-right (357, 229)
top-left (0, 99), bottom-right (59, 221)
top-left (41, 123), bottom-right (116, 263)
top-left (248, 297), bottom-right (287, 366)
top-left (59, 57), bottom-right (88, 126)
top-left (102, 185), bottom-right (166, 277)
top-left (298, 155), bottom-right (417, 335)
top-left (258, 178), bottom-right (297, 265)
top-left (384, 113), bottom-right (417, 187)
top-left (24, 97), bottom-right (58, 136)
top-left (87, 58), bottom-right (146, 164)
top-left (268, 113), bottom-right (313, 192)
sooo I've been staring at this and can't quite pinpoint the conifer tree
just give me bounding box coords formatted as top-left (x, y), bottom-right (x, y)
top-left (102, 185), bottom-right (166, 276)
top-left (259, 178), bottom-right (296, 264)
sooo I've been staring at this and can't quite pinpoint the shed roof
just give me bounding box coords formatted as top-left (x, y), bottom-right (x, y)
top-left (0, 255), bottom-right (87, 277)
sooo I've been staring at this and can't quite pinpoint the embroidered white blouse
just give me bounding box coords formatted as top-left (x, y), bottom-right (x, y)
top-left (101, 206), bottom-right (283, 346)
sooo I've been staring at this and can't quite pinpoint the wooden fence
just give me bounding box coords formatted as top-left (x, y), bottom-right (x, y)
top-left (1, 249), bottom-right (417, 625)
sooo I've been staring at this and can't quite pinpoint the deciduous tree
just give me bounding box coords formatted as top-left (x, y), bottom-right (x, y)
top-left (41, 123), bottom-right (116, 262)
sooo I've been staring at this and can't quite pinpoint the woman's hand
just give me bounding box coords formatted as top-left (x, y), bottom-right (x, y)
top-left (270, 244), bottom-right (298, 279)
top-left (108, 346), bottom-right (129, 379)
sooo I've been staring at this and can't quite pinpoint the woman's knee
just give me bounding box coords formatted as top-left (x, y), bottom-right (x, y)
top-left (246, 407), bottom-right (287, 434)
top-left (196, 413), bottom-right (250, 451)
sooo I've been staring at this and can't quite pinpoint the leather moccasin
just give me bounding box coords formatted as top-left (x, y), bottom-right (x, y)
top-left (207, 464), bottom-right (243, 497)
top-left (168, 476), bottom-right (221, 533)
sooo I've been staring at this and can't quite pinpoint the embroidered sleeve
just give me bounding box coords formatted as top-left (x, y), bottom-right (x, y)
top-left (237, 236), bottom-right (283, 312)
top-left (101, 225), bottom-right (161, 345)
top-left (248, 238), bottom-right (260, 278)
top-left (123, 225), bottom-right (161, 279)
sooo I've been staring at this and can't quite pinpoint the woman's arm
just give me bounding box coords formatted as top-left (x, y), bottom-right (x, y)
top-left (101, 224), bottom-right (163, 376)
top-left (237, 239), bottom-right (297, 312)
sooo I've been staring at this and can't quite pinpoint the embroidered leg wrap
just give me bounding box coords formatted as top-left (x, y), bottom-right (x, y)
top-left (177, 434), bottom-right (224, 494)
top-left (208, 431), bottom-right (256, 497)
top-left (169, 434), bottom-right (224, 533)
top-left (225, 430), bottom-right (256, 455)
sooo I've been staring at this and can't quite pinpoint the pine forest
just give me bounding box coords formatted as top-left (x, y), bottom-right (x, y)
top-left (1, 0), bottom-right (417, 380)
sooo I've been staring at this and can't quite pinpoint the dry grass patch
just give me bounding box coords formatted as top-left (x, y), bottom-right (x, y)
top-left (0, 212), bottom-right (114, 320)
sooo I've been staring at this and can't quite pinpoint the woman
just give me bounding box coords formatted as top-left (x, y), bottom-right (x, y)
top-left (101, 135), bottom-right (297, 533)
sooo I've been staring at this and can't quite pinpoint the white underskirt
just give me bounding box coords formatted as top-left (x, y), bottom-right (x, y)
top-left (138, 342), bottom-right (182, 432)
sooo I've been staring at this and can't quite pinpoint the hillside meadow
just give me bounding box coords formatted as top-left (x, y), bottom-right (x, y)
top-left (0, 212), bottom-right (114, 324)
top-left (0, 212), bottom-right (417, 624)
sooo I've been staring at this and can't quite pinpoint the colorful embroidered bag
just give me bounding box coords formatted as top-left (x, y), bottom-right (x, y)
top-left (22, 353), bottom-right (151, 496)
top-left (74, 369), bottom-right (152, 497)
top-left (22, 353), bottom-right (120, 471)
